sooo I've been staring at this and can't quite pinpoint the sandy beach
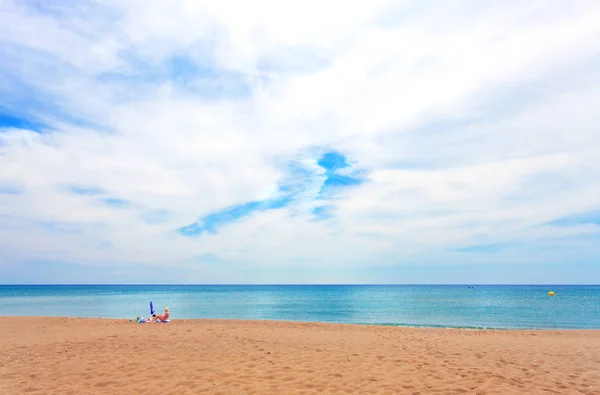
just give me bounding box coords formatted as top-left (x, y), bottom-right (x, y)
top-left (1, 317), bottom-right (599, 394)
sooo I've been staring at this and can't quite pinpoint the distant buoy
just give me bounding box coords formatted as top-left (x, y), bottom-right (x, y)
top-left (548, 291), bottom-right (555, 296)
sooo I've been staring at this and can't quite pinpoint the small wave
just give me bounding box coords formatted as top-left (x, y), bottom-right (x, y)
top-left (359, 322), bottom-right (501, 330)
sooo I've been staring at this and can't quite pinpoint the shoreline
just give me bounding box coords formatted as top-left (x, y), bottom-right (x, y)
top-left (2, 315), bottom-right (599, 331)
top-left (2, 317), bottom-right (599, 394)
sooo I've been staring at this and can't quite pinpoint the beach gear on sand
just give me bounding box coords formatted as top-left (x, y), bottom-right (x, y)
top-left (136, 317), bottom-right (170, 323)
top-left (137, 320), bottom-right (170, 323)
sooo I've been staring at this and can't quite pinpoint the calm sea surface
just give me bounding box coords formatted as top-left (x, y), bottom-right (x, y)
top-left (0, 285), bottom-right (598, 329)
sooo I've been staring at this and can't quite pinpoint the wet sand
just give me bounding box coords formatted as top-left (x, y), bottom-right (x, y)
top-left (1, 317), bottom-right (599, 394)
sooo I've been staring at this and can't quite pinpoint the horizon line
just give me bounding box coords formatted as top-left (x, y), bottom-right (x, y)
top-left (1, 283), bottom-right (598, 286)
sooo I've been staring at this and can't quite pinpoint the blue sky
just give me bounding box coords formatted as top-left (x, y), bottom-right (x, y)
top-left (1, 1), bottom-right (600, 284)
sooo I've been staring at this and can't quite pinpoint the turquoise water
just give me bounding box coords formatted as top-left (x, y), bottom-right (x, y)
top-left (0, 285), bottom-right (598, 329)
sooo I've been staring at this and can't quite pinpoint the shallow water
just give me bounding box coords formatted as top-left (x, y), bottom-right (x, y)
top-left (0, 284), bottom-right (598, 329)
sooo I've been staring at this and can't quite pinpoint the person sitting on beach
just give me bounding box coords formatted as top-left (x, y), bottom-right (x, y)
top-left (156, 307), bottom-right (169, 321)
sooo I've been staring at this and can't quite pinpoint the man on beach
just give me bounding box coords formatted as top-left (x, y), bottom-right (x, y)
top-left (156, 307), bottom-right (169, 321)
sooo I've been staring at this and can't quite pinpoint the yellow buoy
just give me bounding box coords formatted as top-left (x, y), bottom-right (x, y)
top-left (548, 291), bottom-right (555, 296)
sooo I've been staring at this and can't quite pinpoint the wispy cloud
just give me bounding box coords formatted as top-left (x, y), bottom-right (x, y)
top-left (1, 0), bottom-right (600, 283)
top-left (178, 150), bottom-right (366, 235)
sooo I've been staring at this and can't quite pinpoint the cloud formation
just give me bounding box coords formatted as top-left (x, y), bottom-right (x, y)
top-left (1, 0), bottom-right (599, 283)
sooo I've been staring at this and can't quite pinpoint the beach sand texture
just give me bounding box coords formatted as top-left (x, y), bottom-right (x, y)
top-left (1, 317), bottom-right (599, 394)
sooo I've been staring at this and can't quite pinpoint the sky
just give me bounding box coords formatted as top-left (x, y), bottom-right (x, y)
top-left (1, 0), bottom-right (599, 284)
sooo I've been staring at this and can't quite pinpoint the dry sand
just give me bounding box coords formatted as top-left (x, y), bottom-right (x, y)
top-left (1, 317), bottom-right (599, 394)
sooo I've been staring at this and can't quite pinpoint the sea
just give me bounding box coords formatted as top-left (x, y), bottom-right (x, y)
top-left (0, 284), bottom-right (598, 329)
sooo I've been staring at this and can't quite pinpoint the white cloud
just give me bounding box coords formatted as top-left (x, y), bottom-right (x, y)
top-left (1, 0), bottom-right (600, 281)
